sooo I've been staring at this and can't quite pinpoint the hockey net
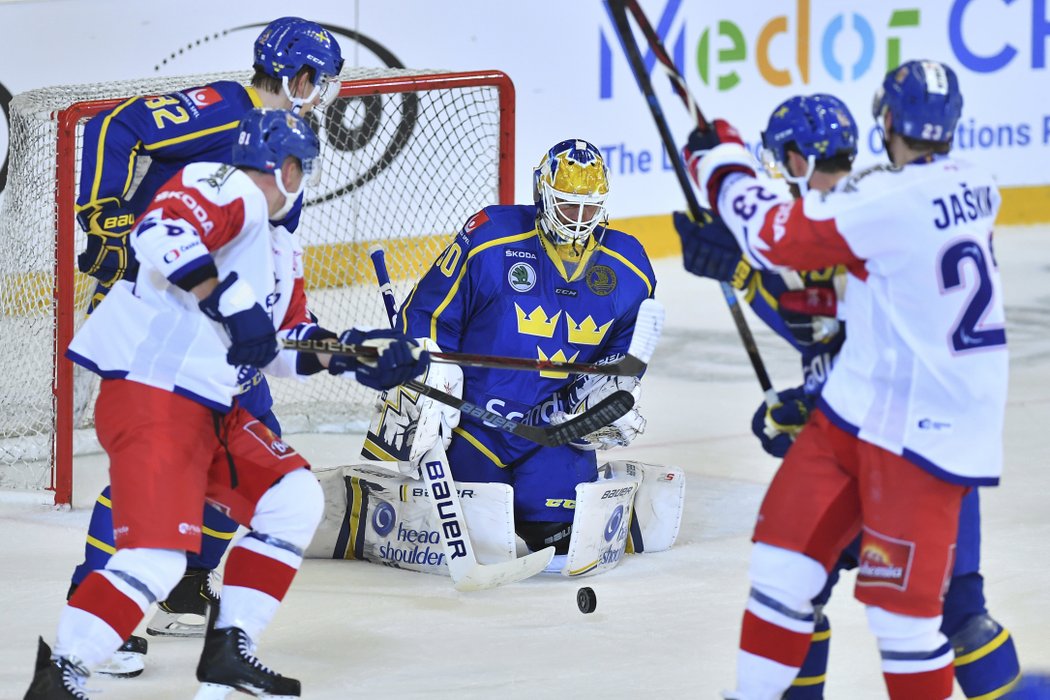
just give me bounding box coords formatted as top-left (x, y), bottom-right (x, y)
top-left (0, 68), bottom-right (514, 504)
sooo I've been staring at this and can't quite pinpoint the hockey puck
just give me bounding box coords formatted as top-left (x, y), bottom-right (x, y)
top-left (576, 586), bottom-right (597, 614)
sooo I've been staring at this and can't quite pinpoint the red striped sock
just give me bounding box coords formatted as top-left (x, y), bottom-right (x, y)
top-left (223, 545), bottom-right (297, 601)
top-left (740, 610), bottom-right (812, 669)
top-left (67, 571), bottom-right (145, 640)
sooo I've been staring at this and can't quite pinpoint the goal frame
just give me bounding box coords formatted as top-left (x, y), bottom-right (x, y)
top-left (48, 69), bottom-right (516, 505)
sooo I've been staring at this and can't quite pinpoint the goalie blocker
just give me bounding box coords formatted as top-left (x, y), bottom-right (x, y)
top-left (306, 460), bottom-right (685, 579)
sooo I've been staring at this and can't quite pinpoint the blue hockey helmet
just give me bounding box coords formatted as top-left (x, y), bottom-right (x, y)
top-left (872, 60), bottom-right (962, 143)
top-left (254, 17), bottom-right (344, 107)
top-left (533, 139), bottom-right (610, 246)
top-left (233, 108), bottom-right (320, 218)
top-left (761, 94), bottom-right (858, 172)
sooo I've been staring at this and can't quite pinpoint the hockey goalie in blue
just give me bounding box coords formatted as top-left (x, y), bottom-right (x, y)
top-left (310, 139), bottom-right (684, 579)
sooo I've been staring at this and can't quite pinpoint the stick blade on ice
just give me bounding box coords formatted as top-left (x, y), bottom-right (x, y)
top-left (452, 547), bottom-right (556, 592)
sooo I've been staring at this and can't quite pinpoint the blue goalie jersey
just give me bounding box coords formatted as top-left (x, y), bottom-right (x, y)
top-left (396, 204), bottom-right (656, 465)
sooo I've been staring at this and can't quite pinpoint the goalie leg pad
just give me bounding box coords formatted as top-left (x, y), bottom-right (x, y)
top-left (602, 460), bottom-right (685, 553)
top-left (559, 469), bottom-right (640, 578)
top-left (306, 465), bottom-right (516, 576)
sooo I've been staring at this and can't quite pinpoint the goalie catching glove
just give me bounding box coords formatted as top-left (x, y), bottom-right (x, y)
top-left (550, 356), bottom-right (646, 451)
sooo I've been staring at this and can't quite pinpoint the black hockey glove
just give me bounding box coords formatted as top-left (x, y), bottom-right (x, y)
top-left (76, 203), bottom-right (140, 285)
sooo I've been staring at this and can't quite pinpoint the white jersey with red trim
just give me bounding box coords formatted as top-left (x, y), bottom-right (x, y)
top-left (716, 155), bottom-right (1007, 485)
top-left (67, 162), bottom-right (316, 411)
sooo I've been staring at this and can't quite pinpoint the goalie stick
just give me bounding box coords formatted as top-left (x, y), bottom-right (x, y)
top-left (604, 0), bottom-right (779, 407)
top-left (367, 245), bottom-right (554, 591)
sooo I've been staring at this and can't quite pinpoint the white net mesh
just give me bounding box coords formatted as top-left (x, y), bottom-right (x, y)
top-left (0, 67), bottom-right (512, 500)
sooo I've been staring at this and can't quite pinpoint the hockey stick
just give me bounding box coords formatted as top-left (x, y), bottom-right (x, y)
top-left (282, 312), bottom-right (661, 378)
top-left (368, 244), bottom-right (554, 591)
top-left (605, 0), bottom-right (779, 407)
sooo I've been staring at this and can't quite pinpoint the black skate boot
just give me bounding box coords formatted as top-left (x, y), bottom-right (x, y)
top-left (147, 567), bottom-right (220, 637)
top-left (24, 637), bottom-right (91, 699)
top-left (195, 622), bottom-right (300, 698)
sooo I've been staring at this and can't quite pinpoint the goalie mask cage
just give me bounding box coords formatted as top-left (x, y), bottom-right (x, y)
top-left (0, 68), bottom-right (515, 505)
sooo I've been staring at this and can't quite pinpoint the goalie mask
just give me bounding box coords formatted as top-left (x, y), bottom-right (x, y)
top-left (533, 139), bottom-right (610, 247)
top-left (233, 108), bottom-right (321, 219)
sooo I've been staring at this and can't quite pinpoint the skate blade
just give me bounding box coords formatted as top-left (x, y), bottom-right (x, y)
top-left (147, 610), bottom-right (206, 637)
top-left (95, 650), bottom-right (144, 678)
top-left (194, 682), bottom-right (298, 699)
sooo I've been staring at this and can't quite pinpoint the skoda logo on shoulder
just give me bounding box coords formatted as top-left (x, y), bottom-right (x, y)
top-left (371, 501), bottom-right (396, 537)
top-left (508, 261), bottom-right (536, 292)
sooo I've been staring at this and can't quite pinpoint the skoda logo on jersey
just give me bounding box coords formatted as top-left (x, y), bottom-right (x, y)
top-left (604, 505), bottom-right (624, 542)
top-left (587, 265), bottom-right (617, 296)
top-left (508, 262), bottom-right (536, 292)
top-left (371, 501), bottom-right (396, 537)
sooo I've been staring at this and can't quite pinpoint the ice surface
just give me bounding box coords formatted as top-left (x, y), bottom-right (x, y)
top-left (1, 226), bottom-right (1048, 698)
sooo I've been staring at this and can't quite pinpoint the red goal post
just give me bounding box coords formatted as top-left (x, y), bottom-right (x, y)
top-left (1, 68), bottom-right (515, 505)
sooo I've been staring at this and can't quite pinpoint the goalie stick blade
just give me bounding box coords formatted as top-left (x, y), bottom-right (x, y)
top-left (452, 546), bottom-right (556, 592)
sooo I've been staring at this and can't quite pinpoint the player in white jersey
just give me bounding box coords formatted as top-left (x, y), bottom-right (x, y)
top-left (687, 60), bottom-right (1007, 699)
top-left (24, 109), bottom-right (428, 700)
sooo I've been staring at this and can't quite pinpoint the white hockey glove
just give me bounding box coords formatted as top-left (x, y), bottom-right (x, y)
top-left (550, 364), bottom-right (645, 451)
top-left (364, 338), bottom-right (462, 473)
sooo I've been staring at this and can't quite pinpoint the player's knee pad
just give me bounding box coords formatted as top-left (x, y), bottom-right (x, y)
top-left (105, 547), bottom-right (188, 604)
top-left (749, 542), bottom-right (828, 614)
top-left (251, 468), bottom-right (324, 551)
top-left (865, 606), bottom-right (952, 673)
top-left (518, 520), bottom-right (573, 555)
top-left (949, 613), bottom-right (1020, 698)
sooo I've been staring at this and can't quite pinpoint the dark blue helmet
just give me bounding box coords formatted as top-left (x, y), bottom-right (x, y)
top-left (761, 94), bottom-right (858, 167)
top-left (232, 108), bottom-right (319, 176)
top-left (254, 17), bottom-right (344, 87)
top-left (872, 60), bottom-right (962, 143)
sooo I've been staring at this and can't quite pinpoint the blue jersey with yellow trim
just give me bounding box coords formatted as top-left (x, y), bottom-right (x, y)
top-left (398, 204), bottom-right (656, 463)
top-left (76, 81), bottom-right (301, 232)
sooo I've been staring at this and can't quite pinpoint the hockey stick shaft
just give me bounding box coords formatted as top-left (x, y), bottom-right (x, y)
top-left (283, 338), bottom-right (648, 378)
top-left (605, 0), bottom-right (778, 406)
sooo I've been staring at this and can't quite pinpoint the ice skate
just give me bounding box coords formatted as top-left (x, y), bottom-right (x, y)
top-left (24, 637), bottom-right (91, 700)
top-left (94, 635), bottom-right (147, 678)
top-left (147, 568), bottom-right (220, 638)
top-left (194, 623), bottom-right (300, 699)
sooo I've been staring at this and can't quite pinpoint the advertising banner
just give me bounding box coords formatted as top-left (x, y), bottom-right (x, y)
top-left (1, 0), bottom-right (1046, 227)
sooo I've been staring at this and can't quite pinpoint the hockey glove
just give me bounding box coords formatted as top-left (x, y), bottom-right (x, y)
top-left (673, 209), bottom-right (748, 287)
top-left (550, 362), bottom-right (646, 451)
top-left (682, 119), bottom-right (745, 165)
top-left (76, 203), bottom-right (140, 285)
top-left (198, 272), bottom-right (279, 368)
top-left (329, 328), bottom-right (430, 391)
top-left (750, 385), bottom-right (814, 458)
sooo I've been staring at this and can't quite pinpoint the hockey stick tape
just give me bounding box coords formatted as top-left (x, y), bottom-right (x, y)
top-left (626, 298), bottom-right (665, 364)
